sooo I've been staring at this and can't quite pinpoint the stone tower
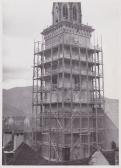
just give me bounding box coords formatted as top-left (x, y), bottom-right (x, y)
top-left (33, 2), bottom-right (105, 162)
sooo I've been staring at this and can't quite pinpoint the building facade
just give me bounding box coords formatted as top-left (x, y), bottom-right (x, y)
top-left (32, 2), bottom-right (105, 162)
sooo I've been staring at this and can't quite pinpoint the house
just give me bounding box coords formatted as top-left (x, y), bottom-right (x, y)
top-left (89, 148), bottom-right (119, 165)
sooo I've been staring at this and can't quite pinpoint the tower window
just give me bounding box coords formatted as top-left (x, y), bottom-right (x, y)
top-left (74, 76), bottom-right (79, 85)
top-left (52, 76), bottom-right (57, 84)
top-left (74, 76), bottom-right (80, 88)
top-left (73, 6), bottom-right (77, 21)
top-left (63, 5), bottom-right (68, 19)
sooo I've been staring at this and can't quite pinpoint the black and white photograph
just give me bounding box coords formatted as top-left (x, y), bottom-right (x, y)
top-left (2, 0), bottom-right (120, 166)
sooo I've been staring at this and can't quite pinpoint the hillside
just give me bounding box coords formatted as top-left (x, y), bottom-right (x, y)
top-left (2, 86), bottom-right (32, 117)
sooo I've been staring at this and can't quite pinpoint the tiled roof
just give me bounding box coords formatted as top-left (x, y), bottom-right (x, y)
top-left (8, 142), bottom-right (48, 165)
top-left (4, 142), bottom-right (116, 165)
top-left (3, 142), bottom-right (89, 165)
top-left (101, 150), bottom-right (115, 165)
top-left (89, 149), bottom-right (117, 165)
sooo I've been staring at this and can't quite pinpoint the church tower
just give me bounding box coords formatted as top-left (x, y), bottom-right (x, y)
top-left (32, 2), bottom-right (105, 162)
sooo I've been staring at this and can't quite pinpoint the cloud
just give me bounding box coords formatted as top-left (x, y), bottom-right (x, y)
top-left (3, 66), bottom-right (32, 81)
top-left (2, 0), bottom-right (52, 38)
top-left (3, 35), bottom-right (33, 68)
top-left (2, 35), bottom-right (33, 83)
top-left (3, 79), bottom-right (32, 89)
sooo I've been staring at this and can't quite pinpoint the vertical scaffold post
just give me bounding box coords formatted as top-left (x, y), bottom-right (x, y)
top-left (85, 37), bottom-right (90, 156)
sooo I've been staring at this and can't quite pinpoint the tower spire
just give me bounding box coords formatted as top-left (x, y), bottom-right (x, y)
top-left (52, 2), bottom-right (82, 25)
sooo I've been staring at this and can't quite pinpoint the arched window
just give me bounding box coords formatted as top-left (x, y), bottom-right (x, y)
top-left (63, 5), bottom-right (68, 19)
top-left (73, 6), bottom-right (77, 21)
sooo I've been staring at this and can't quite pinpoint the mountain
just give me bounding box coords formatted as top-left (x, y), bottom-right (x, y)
top-left (2, 86), bottom-right (32, 117)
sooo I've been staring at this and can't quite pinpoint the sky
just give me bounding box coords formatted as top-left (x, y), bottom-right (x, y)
top-left (2, 0), bottom-right (121, 99)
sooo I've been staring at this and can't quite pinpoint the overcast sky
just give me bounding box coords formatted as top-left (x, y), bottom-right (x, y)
top-left (2, 0), bottom-right (121, 99)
